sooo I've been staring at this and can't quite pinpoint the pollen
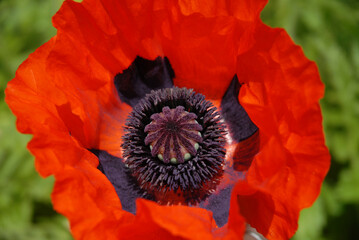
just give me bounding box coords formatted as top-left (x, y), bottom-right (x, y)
top-left (144, 106), bottom-right (203, 164)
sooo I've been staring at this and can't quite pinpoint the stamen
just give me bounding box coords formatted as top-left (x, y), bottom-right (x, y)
top-left (122, 87), bottom-right (227, 205)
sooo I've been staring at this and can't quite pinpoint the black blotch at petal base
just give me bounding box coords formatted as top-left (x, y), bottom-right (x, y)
top-left (199, 186), bottom-right (233, 227)
top-left (90, 149), bottom-right (152, 214)
top-left (220, 75), bottom-right (258, 142)
top-left (114, 56), bottom-right (175, 107)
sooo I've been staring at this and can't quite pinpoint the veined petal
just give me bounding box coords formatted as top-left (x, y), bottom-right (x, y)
top-left (5, 0), bottom-right (330, 239)
top-left (234, 24), bottom-right (330, 239)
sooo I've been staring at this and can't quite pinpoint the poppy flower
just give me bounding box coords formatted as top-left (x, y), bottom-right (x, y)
top-left (5, 0), bottom-right (330, 239)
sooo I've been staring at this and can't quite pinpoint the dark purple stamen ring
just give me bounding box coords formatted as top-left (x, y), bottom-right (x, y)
top-left (122, 87), bottom-right (227, 205)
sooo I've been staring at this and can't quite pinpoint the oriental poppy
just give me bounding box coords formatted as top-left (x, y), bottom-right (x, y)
top-left (5, 0), bottom-right (330, 239)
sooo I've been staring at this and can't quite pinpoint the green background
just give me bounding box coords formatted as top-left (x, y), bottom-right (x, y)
top-left (0, 0), bottom-right (358, 239)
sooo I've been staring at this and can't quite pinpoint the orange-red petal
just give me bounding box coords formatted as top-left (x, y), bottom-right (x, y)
top-left (232, 24), bottom-right (330, 239)
top-left (5, 0), bottom-right (330, 239)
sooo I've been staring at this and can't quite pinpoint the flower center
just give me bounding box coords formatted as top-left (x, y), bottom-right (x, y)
top-left (144, 106), bottom-right (203, 164)
top-left (122, 87), bottom-right (227, 205)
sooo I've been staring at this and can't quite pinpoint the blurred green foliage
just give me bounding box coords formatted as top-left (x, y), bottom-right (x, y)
top-left (0, 0), bottom-right (358, 239)
top-left (0, 0), bottom-right (72, 239)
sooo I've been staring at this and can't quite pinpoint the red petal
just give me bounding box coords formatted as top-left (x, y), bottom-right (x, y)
top-left (234, 24), bottom-right (330, 239)
top-left (178, 0), bottom-right (267, 20)
top-left (233, 130), bottom-right (260, 171)
top-left (5, 0), bottom-right (330, 239)
top-left (52, 151), bottom-right (132, 240)
top-left (118, 199), bottom-right (216, 240)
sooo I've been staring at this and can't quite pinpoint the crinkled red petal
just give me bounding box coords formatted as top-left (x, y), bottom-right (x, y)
top-left (232, 24), bottom-right (330, 239)
top-left (5, 0), bottom-right (330, 240)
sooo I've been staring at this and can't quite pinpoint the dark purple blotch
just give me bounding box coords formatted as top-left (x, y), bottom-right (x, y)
top-left (220, 75), bottom-right (258, 142)
top-left (90, 149), bottom-right (153, 214)
top-left (114, 56), bottom-right (175, 107)
top-left (199, 186), bottom-right (233, 227)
